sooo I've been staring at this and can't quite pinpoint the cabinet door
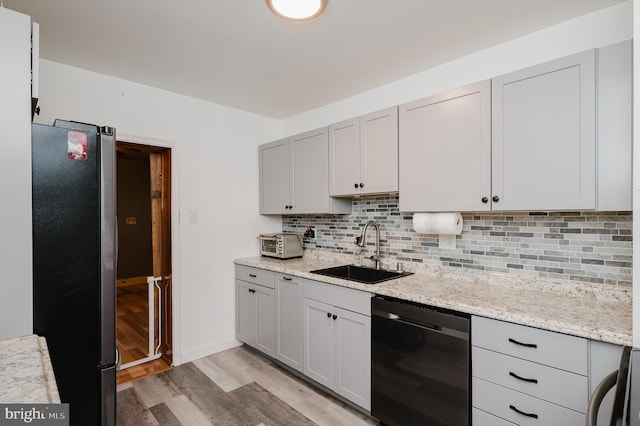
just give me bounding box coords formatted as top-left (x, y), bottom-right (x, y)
top-left (329, 118), bottom-right (361, 196)
top-left (303, 298), bottom-right (334, 389)
top-left (360, 106), bottom-right (399, 195)
top-left (254, 285), bottom-right (275, 357)
top-left (259, 138), bottom-right (291, 214)
top-left (333, 307), bottom-right (371, 411)
top-left (399, 81), bottom-right (491, 212)
top-left (492, 50), bottom-right (596, 211)
top-left (235, 280), bottom-right (255, 346)
top-left (276, 275), bottom-right (303, 372)
top-left (291, 127), bottom-right (330, 214)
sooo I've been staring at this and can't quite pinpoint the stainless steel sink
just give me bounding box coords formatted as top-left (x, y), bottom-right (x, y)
top-left (310, 264), bottom-right (412, 284)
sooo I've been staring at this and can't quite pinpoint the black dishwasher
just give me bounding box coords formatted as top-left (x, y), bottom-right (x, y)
top-left (371, 296), bottom-right (470, 426)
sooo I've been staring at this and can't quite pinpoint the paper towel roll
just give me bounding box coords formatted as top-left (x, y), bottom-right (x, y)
top-left (412, 212), bottom-right (463, 235)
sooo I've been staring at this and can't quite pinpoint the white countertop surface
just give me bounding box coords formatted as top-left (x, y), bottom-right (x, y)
top-left (0, 334), bottom-right (60, 403)
top-left (234, 252), bottom-right (632, 346)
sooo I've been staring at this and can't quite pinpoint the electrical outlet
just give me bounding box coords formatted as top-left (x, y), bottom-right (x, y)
top-left (304, 226), bottom-right (316, 238)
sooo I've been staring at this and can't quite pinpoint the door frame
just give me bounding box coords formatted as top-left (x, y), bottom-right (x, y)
top-left (117, 132), bottom-right (183, 366)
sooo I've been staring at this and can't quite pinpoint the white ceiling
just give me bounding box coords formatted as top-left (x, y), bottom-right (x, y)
top-left (3, 0), bottom-right (627, 119)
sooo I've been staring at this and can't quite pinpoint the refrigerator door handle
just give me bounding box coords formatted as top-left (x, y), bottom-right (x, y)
top-left (99, 127), bottom-right (117, 366)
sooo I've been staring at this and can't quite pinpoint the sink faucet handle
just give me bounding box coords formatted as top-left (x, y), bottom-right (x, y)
top-left (355, 236), bottom-right (362, 245)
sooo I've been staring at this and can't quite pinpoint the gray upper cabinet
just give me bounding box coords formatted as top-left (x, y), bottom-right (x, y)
top-left (596, 40), bottom-right (632, 211)
top-left (259, 138), bottom-right (290, 214)
top-left (259, 128), bottom-right (351, 215)
top-left (329, 107), bottom-right (398, 196)
top-left (492, 49), bottom-right (596, 211)
top-left (399, 41), bottom-right (631, 213)
top-left (399, 82), bottom-right (491, 212)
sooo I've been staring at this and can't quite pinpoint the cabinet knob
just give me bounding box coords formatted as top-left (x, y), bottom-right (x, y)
top-left (359, 183), bottom-right (364, 188)
top-left (332, 314), bottom-right (337, 320)
top-left (354, 183), bottom-right (359, 188)
top-left (492, 196), bottom-right (500, 203)
top-left (327, 312), bottom-right (331, 318)
top-left (481, 197), bottom-right (489, 203)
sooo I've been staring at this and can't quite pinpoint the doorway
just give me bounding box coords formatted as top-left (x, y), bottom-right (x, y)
top-left (115, 141), bottom-right (172, 383)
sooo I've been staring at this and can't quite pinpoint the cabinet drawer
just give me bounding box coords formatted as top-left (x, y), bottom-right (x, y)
top-left (473, 408), bottom-right (516, 426)
top-left (235, 265), bottom-right (275, 289)
top-left (472, 347), bottom-right (588, 413)
top-left (303, 279), bottom-right (371, 315)
top-left (472, 316), bottom-right (587, 374)
top-left (473, 378), bottom-right (585, 426)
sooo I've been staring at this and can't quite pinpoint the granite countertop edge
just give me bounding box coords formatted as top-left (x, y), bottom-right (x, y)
top-left (0, 334), bottom-right (61, 404)
top-left (234, 255), bottom-right (632, 346)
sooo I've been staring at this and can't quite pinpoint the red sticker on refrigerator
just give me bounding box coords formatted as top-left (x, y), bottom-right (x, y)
top-left (67, 131), bottom-right (88, 160)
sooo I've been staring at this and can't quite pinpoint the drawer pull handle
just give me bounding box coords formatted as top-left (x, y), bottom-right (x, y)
top-left (509, 371), bottom-right (538, 384)
top-left (282, 276), bottom-right (292, 281)
top-left (249, 274), bottom-right (257, 278)
top-left (508, 338), bottom-right (537, 348)
top-left (509, 404), bottom-right (539, 419)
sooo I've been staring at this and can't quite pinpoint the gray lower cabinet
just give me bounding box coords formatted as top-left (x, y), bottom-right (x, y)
top-left (275, 274), bottom-right (304, 372)
top-left (303, 280), bottom-right (372, 411)
top-left (472, 315), bottom-right (607, 426)
top-left (235, 266), bottom-right (276, 357)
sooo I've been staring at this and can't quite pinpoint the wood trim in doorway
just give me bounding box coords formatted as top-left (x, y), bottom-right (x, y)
top-left (117, 141), bottom-right (173, 366)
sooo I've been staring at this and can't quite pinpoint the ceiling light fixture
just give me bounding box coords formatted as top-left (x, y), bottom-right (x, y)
top-left (266, 0), bottom-right (327, 21)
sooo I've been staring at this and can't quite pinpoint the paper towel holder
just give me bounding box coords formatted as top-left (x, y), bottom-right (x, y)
top-left (412, 212), bottom-right (463, 249)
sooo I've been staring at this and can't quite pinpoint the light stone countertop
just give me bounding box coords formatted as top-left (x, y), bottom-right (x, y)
top-left (0, 334), bottom-right (61, 403)
top-left (234, 251), bottom-right (632, 346)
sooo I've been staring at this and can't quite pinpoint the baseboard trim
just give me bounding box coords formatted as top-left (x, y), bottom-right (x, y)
top-left (179, 339), bottom-right (242, 365)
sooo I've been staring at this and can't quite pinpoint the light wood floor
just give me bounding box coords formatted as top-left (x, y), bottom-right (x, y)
top-left (117, 345), bottom-right (379, 426)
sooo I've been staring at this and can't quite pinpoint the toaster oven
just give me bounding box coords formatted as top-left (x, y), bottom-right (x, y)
top-left (259, 233), bottom-right (303, 259)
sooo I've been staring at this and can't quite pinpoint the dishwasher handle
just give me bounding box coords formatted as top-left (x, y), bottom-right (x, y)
top-left (372, 308), bottom-right (469, 341)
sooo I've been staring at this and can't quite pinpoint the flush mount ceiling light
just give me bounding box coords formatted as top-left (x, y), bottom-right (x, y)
top-left (266, 0), bottom-right (328, 21)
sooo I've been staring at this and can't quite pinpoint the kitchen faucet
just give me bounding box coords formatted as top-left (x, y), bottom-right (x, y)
top-left (356, 220), bottom-right (381, 269)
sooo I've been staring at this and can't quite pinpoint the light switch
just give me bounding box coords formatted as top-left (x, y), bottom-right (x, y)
top-left (188, 209), bottom-right (198, 224)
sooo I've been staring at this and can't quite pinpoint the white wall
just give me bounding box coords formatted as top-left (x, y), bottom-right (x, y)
top-left (0, 8), bottom-right (33, 340)
top-left (35, 60), bottom-right (282, 363)
top-left (283, 1), bottom-right (633, 135)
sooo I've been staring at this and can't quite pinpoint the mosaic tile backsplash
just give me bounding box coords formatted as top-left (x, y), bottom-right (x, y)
top-left (282, 195), bottom-right (632, 287)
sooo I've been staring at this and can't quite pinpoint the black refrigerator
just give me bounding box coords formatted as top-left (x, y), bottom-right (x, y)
top-left (32, 120), bottom-right (117, 426)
